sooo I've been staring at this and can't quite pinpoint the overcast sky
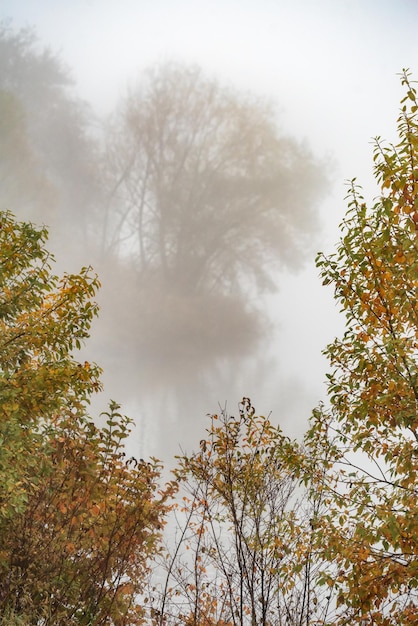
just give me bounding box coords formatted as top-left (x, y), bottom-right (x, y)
top-left (4, 1), bottom-right (417, 161)
top-left (2, 0), bottom-right (418, 449)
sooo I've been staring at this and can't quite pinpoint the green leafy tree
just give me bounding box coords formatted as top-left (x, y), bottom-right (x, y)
top-left (305, 70), bottom-right (418, 624)
top-left (0, 211), bottom-right (176, 625)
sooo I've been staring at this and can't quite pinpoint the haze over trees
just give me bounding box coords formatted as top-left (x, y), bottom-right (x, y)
top-left (0, 21), bottom-right (330, 448)
top-left (102, 63), bottom-right (323, 291)
top-left (0, 34), bottom-right (417, 624)
top-left (99, 62), bottom-right (326, 371)
top-left (0, 22), bottom-right (102, 256)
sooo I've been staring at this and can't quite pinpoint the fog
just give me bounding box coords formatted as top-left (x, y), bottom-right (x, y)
top-left (1, 0), bottom-right (417, 461)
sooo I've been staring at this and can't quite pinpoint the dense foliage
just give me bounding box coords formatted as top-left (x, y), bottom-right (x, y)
top-left (0, 212), bottom-right (175, 625)
top-left (304, 70), bottom-right (418, 624)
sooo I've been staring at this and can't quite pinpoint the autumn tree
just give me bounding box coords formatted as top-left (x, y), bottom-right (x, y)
top-left (152, 399), bottom-right (334, 626)
top-left (0, 211), bottom-right (175, 625)
top-left (304, 70), bottom-right (418, 624)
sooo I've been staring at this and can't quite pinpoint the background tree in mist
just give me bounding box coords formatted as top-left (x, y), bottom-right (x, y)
top-left (102, 63), bottom-right (326, 364)
top-left (104, 63), bottom-right (323, 292)
top-left (0, 21), bottom-right (102, 258)
top-left (0, 89), bottom-right (53, 220)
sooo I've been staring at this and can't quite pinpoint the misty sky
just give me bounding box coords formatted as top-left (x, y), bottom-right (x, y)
top-left (1, 0), bottom-right (418, 452)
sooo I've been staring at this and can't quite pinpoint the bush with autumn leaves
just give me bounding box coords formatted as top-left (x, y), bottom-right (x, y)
top-left (304, 70), bottom-right (418, 624)
top-left (1, 70), bottom-right (417, 625)
top-left (0, 213), bottom-right (176, 625)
